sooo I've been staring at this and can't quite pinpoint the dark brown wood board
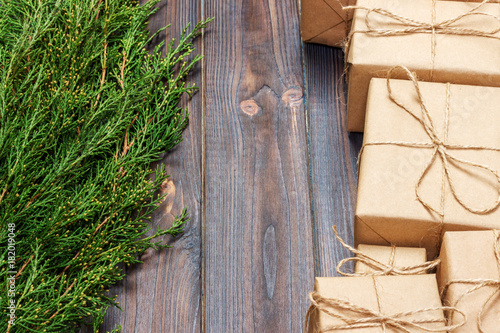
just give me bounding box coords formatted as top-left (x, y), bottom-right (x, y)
top-left (203, 0), bottom-right (315, 331)
top-left (302, 44), bottom-right (362, 277)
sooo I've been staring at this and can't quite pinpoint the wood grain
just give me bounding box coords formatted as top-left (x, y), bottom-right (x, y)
top-left (97, 0), bottom-right (203, 332)
top-left (303, 44), bottom-right (363, 277)
top-left (203, 0), bottom-right (315, 332)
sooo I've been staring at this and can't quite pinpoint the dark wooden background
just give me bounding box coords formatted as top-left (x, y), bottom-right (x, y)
top-left (90, 0), bottom-right (362, 332)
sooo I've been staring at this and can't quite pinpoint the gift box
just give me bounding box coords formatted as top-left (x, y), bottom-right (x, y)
top-left (356, 73), bottom-right (500, 259)
top-left (333, 227), bottom-right (432, 275)
top-left (300, 0), bottom-right (494, 49)
top-left (354, 244), bottom-right (428, 274)
top-left (306, 275), bottom-right (457, 332)
top-left (345, 0), bottom-right (500, 132)
top-left (300, 0), bottom-right (354, 47)
top-left (437, 230), bottom-right (500, 333)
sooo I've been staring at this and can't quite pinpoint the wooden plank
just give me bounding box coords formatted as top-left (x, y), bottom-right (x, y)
top-left (97, 0), bottom-right (203, 332)
top-left (303, 44), bottom-right (363, 277)
top-left (203, 0), bottom-right (315, 332)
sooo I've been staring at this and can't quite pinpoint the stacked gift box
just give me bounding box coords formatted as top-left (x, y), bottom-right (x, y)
top-left (301, 0), bottom-right (500, 332)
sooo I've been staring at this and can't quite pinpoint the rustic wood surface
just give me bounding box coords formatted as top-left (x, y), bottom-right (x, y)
top-left (303, 44), bottom-right (363, 277)
top-left (93, 0), bottom-right (360, 332)
top-left (203, 0), bottom-right (315, 332)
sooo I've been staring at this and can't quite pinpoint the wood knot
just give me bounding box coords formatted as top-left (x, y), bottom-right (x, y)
top-left (263, 225), bottom-right (277, 299)
top-left (161, 178), bottom-right (176, 196)
top-left (281, 87), bottom-right (303, 107)
top-left (160, 179), bottom-right (176, 214)
top-left (240, 99), bottom-right (260, 116)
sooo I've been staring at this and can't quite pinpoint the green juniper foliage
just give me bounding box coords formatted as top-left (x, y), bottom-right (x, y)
top-left (0, 0), bottom-right (210, 331)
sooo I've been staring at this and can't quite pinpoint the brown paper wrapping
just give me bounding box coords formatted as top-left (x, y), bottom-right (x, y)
top-left (301, 0), bottom-right (355, 47)
top-left (437, 231), bottom-right (500, 333)
top-left (355, 78), bottom-right (500, 259)
top-left (299, 0), bottom-right (490, 48)
top-left (355, 245), bottom-right (427, 274)
top-left (308, 275), bottom-right (446, 332)
top-left (346, 0), bottom-right (500, 132)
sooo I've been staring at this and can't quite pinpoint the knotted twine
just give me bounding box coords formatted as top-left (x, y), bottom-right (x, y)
top-left (441, 230), bottom-right (500, 333)
top-left (304, 275), bottom-right (466, 333)
top-left (343, 0), bottom-right (500, 79)
top-left (332, 226), bottom-right (440, 276)
top-left (358, 65), bottom-right (500, 254)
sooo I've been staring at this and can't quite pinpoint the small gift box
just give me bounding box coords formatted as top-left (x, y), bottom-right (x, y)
top-left (345, 0), bottom-right (500, 132)
top-left (300, 0), bottom-right (354, 47)
top-left (355, 68), bottom-right (500, 259)
top-left (354, 244), bottom-right (428, 274)
top-left (437, 230), bottom-right (500, 333)
top-left (333, 226), bottom-right (434, 275)
top-left (305, 275), bottom-right (461, 332)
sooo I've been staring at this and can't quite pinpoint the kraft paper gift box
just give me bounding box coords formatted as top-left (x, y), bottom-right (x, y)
top-left (306, 275), bottom-right (455, 332)
top-left (346, 0), bottom-right (500, 132)
top-left (333, 227), bottom-right (435, 275)
top-left (356, 74), bottom-right (500, 259)
top-left (301, 0), bottom-right (355, 47)
top-left (354, 245), bottom-right (428, 274)
top-left (437, 231), bottom-right (500, 333)
top-left (300, 0), bottom-right (493, 49)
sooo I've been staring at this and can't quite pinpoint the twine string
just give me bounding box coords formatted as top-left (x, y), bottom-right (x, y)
top-left (441, 230), bottom-right (500, 333)
top-left (372, 277), bottom-right (387, 333)
top-left (333, 226), bottom-right (440, 276)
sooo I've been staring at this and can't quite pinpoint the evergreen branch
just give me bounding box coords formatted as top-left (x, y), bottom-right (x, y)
top-left (0, 0), bottom-right (212, 331)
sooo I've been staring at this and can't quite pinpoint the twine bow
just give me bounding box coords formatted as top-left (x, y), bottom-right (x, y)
top-left (361, 66), bottom-right (500, 220)
top-left (441, 230), bottom-right (500, 333)
top-left (304, 277), bottom-right (466, 333)
top-left (344, 0), bottom-right (500, 78)
top-left (333, 226), bottom-right (440, 276)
